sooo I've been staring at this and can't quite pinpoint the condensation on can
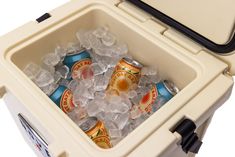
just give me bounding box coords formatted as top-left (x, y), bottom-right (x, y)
top-left (63, 49), bottom-right (92, 79)
top-left (107, 57), bottom-right (143, 94)
top-left (49, 85), bottom-right (75, 114)
top-left (79, 117), bottom-right (112, 149)
top-left (138, 80), bottom-right (179, 114)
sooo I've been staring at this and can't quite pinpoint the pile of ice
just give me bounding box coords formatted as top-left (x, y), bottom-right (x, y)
top-left (23, 26), bottom-right (160, 146)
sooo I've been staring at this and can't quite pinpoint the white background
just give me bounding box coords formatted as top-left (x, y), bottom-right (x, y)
top-left (0, 0), bottom-right (234, 157)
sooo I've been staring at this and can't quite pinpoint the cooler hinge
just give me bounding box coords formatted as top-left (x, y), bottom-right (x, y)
top-left (173, 119), bottom-right (203, 154)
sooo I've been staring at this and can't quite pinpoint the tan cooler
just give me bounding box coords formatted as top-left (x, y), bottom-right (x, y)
top-left (0, 0), bottom-right (234, 157)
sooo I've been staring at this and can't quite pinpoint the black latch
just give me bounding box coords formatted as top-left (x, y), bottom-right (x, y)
top-left (36, 13), bottom-right (51, 23)
top-left (173, 119), bottom-right (203, 154)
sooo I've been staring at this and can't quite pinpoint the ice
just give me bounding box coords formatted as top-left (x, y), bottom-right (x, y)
top-left (91, 63), bottom-right (106, 76)
top-left (128, 90), bottom-right (138, 99)
top-left (93, 26), bottom-right (108, 38)
top-left (76, 30), bottom-right (91, 49)
top-left (73, 86), bottom-right (89, 107)
top-left (122, 122), bottom-right (134, 137)
top-left (108, 101), bottom-right (129, 114)
top-left (151, 96), bottom-right (167, 113)
top-left (141, 67), bottom-right (157, 76)
top-left (41, 63), bottom-right (55, 74)
top-left (136, 84), bottom-right (153, 96)
top-left (114, 113), bottom-right (129, 130)
top-left (95, 92), bottom-right (106, 99)
top-left (132, 115), bottom-right (149, 129)
top-left (67, 107), bottom-right (88, 124)
top-left (55, 46), bottom-right (66, 59)
top-left (55, 65), bottom-right (70, 79)
top-left (86, 100), bottom-right (102, 116)
top-left (40, 83), bottom-right (58, 96)
top-left (111, 138), bottom-right (122, 146)
top-left (59, 79), bottom-right (70, 87)
top-left (112, 43), bottom-right (128, 56)
top-left (101, 33), bottom-right (116, 47)
top-left (88, 33), bottom-right (102, 49)
top-left (104, 121), bottom-right (117, 130)
top-left (42, 53), bottom-right (60, 67)
top-left (109, 129), bottom-right (122, 138)
top-left (94, 75), bottom-right (109, 91)
top-left (138, 75), bottom-right (152, 87)
top-left (66, 42), bottom-right (82, 54)
top-left (104, 112), bottom-right (119, 122)
top-left (34, 69), bottom-right (55, 87)
top-left (67, 79), bottom-right (79, 92)
top-left (96, 111), bottom-right (106, 121)
top-left (23, 63), bottom-right (41, 80)
top-left (130, 105), bottom-right (141, 120)
top-left (104, 68), bottom-right (114, 79)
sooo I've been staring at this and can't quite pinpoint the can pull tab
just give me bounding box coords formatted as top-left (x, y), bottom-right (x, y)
top-left (173, 119), bottom-right (203, 154)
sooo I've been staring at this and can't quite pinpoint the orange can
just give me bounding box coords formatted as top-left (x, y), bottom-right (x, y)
top-left (107, 57), bottom-right (143, 94)
top-left (79, 117), bottom-right (112, 149)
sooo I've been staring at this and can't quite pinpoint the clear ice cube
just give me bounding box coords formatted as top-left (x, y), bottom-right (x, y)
top-left (23, 62), bottom-right (41, 80)
top-left (55, 46), bottom-right (66, 59)
top-left (114, 113), bottom-right (129, 130)
top-left (67, 107), bottom-right (88, 124)
top-left (101, 33), bottom-right (116, 47)
top-left (34, 69), bottom-right (55, 87)
top-left (109, 129), bottom-right (122, 138)
top-left (94, 75), bottom-right (109, 92)
top-left (130, 105), bottom-right (142, 119)
top-left (42, 53), bottom-right (60, 67)
top-left (55, 65), bottom-right (70, 79)
top-left (86, 99), bottom-right (101, 116)
top-left (76, 30), bottom-right (91, 49)
top-left (141, 67), bottom-right (157, 76)
top-left (93, 26), bottom-right (108, 38)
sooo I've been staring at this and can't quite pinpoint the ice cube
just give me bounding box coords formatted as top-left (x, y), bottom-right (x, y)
top-left (101, 33), bottom-right (116, 47)
top-left (42, 53), bottom-right (60, 67)
top-left (96, 111), bottom-right (106, 121)
top-left (94, 75), bottom-right (109, 91)
top-left (104, 121), bottom-right (117, 130)
top-left (95, 91), bottom-right (106, 99)
top-left (111, 138), bottom-right (122, 146)
top-left (73, 86), bottom-right (89, 107)
top-left (76, 30), bottom-right (91, 49)
top-left (59, 79), bottom-right (70, 87)
top-left (41, 83), bottom-right (58, 96)
top-left (104, 68), bottom-right (114, 79)
top-left (128, 90), bottom-right (138, 99)
top-left (23, 63), bottom-right (41, 80)
top-left (109, 129), bottom-right (122, 138)
top-left (130, 105), bottom-right (142, 119)
top-left (132, 115), bottom-right (148, 129)
top-left (108, 101), bottom-right (129, 114)
top-left (141, 67), bottom-right (157, 76)
top-left (91, 63), bottom-right (106, 76)
top-left (66, 42), bottom-right (82, 54)
top-left (55, 65), bottom-right (70, 79)
top-left (114, 113), bottom-right (130, 130)
top-left (34, 69), bottom-right (55, 87)
top-left (122, 122), bottom-right (134, 137)
top-left (67, 107), bottom-right (88, 124)
top-left (82, 88), bottom-right (95, 100)
top-left (86, 99), bottom-right (101, 116)
top-left (55, 46), bottom-right (66, 59)
top-left (104, 112), bottom-right (119, 122)
top-left (112, 43), bottom-right (128, 56)
top-left (88, 33), bottom-right (102, 49)
top-left (93, 26), bottom-right (109, 38)
top-left (67, 79), bottom-right (79, 92)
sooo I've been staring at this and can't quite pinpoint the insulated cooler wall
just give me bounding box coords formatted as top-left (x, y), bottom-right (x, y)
top-left (0, 1), bottom-right (233, 157)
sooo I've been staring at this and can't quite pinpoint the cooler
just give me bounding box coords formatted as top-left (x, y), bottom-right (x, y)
top-left (0, 0), bottom-right (234, 157)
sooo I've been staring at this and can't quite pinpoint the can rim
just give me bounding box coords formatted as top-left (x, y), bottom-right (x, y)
top-left (79, 117), bottom-right (98, 132)
top-left (122, 57), bottom-right (143, 69)
top-left (163, 80), bottom-right (180, 96)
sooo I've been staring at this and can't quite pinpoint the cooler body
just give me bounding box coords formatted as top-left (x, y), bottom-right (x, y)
top-left (0, 0), bottom-right (234, 157)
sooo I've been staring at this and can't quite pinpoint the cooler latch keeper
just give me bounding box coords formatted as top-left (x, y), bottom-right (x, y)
top-left (173, 119), bottom-right (203, 154)
top-left (36, 13), bottom-right (51, 23)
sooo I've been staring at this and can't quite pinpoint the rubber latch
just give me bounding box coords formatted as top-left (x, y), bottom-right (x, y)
top-left (173, 119), bottom-right (203, 154)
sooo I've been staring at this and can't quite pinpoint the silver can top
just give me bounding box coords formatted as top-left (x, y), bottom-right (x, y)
top-left (79, 117), bottom-right (98, 132)
top-left (163, 80), bottom-right (180, 96)
top-left (123, 57), bottom-right (143, 69)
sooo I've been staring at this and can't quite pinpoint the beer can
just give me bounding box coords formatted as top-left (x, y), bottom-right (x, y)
top-left (79, 117), bottom-right (112, 149)
top-left (63, 49), bottom-right (92, 79)
top-left (107, 57), bottom-right (143, 94)
top-left (49, 85), bottom-right (75, 114)
top-left (139, 80), bottom-right (179, 114)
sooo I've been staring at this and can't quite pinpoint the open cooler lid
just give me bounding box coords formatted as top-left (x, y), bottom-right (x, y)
top-left (128, 0), bottom-right (235, 75)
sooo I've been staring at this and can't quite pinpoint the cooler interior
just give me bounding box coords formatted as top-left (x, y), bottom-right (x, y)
top-left (9, 7), bottom-right (197, 149)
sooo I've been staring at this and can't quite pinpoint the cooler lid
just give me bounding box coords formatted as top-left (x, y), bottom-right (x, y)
top-left (128, 0), bottom-right (235, 75)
